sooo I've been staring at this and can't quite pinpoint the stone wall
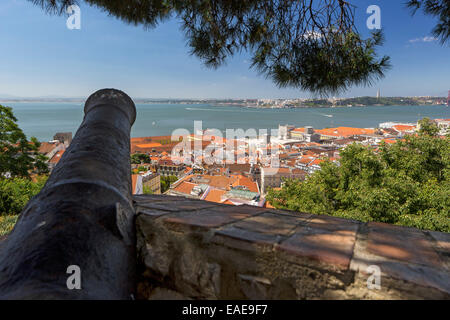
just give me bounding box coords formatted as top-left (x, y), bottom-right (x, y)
top-left (134, 194), bottom-right (450, 300)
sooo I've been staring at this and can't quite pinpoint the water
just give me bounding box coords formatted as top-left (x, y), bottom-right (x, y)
top-left (4, 102), bottom-right (450, 142)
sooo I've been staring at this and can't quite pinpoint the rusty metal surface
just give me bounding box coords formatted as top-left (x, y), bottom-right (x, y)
top-left (0, 89), bottom-right (137, 299)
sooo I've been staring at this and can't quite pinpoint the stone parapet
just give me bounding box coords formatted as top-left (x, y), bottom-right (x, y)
top-left (134, 194), bottom-right (450, 300)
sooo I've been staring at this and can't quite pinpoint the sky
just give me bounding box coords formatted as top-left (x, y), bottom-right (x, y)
top-left (0, 0), bottom-right (448, 99)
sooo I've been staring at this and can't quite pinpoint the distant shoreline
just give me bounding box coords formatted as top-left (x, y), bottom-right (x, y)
top-left (0, 96), bottom-right (446, 109)
top-left (9, 102), bottom-right (449, 142)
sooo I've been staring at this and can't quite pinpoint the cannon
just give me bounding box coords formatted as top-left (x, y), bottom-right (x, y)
top-left (0, 89), bottom-right (137, 299)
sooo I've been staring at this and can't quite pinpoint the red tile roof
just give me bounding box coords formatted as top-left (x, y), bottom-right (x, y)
top-left (222, 200), bottom-right (236, 205)
top-left (392, 125), bottom-right (416, 132)
top-left (277, 168), bottom-right (291, 174)
top-left (204, 188), bottom-right (227, 203)
top-left (49, 150), bottom-right (65, 164)
top-left (315, 127), bottom-right (375, 137)
top-left (232, 175), bottom-right (259, 193)
top-left (173, 181), bottom-right (197, 195)
top-left (39, 142), bottom-right (59, 154)
top-left (136, 142), bottom-right (162, 148)
top-left (310, 159), bottom-right (324, 166)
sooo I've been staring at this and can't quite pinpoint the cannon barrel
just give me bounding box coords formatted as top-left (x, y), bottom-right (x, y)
top-left (0, 89), bottom-right (137, 299)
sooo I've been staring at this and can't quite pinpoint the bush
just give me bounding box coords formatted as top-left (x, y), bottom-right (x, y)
top-left (0, 215), bottom-right (19, 237)
top-left (0, 176), bottom-right (47, 216)
top-left (131, 153), bottom-right (150, 164)
top-left (143, 185), bottom-right (153, 195)
top-left (161, 175), bottom-right (178, 193)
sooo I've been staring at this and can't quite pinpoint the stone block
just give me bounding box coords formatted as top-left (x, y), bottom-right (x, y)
top-left (367, 222), bottom-right (441, 268)
top-left (232, 212), bottom-right (300, 236)
top-left (278, 227), bottom-right (357, 270)
top-left (213, 226), bottom-right (281, 251)
top-left (136, 208), bottom-right (171, 218)
top-left (429, 231), bottom-right (450, 255)
top-left (163, 205), bottom-right (264, 230)
top-left (238, 274), bottom-right (272, 299)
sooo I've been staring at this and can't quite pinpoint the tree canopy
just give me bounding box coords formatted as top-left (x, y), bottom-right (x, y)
top-left (267, 119), bottom-right (450, 232)
top-left (407, 0), bottom-right (449, 44)
top-left (131, 153), bottom-right (150, 165)
top-left (161, 175), bottom-right (179, 193)
top-left (0, 105), bottom-right (48, 179)
top-left (0, 176), bottom-right (48, 217)
top-left (28, 0), bottom-right (449, 94)
top-left (29, 0), bottom-right (394, 95)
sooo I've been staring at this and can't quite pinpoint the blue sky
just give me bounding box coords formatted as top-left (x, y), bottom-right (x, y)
top-left (0, 0), bottom-right (448, 99)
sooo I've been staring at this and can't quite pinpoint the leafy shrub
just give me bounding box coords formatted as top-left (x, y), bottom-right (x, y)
top-left (0, 176), bottom-right (47, 216)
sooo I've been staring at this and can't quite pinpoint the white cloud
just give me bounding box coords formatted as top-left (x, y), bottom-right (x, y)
top-left (409, 36), bottom-right (438, 43)
top-left (300, 31), bottom-right (323, 40)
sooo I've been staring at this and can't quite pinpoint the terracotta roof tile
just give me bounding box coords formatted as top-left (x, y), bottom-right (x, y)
top-left (173, 181), bottom-right (197, 195)
top-left (392, 125), bottom-right (416, 132)
top-left (39, 142), bottom-right (59, 154)
top-left (136, 142), bottom-right (162, 148)
top-left (232, 175), bottom-right (259, 193)
top-left (316, 127), bottom-right (375, 137)
top-left (204, 188), bottom-right (227, 203)
top-left (49, 150), bottom-right (65, 164)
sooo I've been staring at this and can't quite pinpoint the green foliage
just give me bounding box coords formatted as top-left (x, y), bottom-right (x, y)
top-left (0, 215), bottom-right (19, 237)
top-left (0, 176), bottom-right (47, 216)
top-left (131, 153), bottom-right (150, 164)
top-left (0, 105), bottom-right (49, 235)
top-left (334, 96), bottom-right (439, 106)
top-left (143, 185), bottom-right (153, 195)
top-left (137, 166), bottom-right (148, 173)
top-left (0, 105), bottom-right (49, 178)
top-left (161, 175), bottom-right (178, 193)
top-left (267, 127), bottom-right (450, 232)
top-left (407, 0), bottom-right (449, 44)
top-left (418, 117), bottom-right (440, 136)
top-left (29, 0), bottom-right (391, 95)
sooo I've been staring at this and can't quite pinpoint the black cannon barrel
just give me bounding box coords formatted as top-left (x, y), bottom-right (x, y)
top-left (0, 89), bottom-right (137, 299)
